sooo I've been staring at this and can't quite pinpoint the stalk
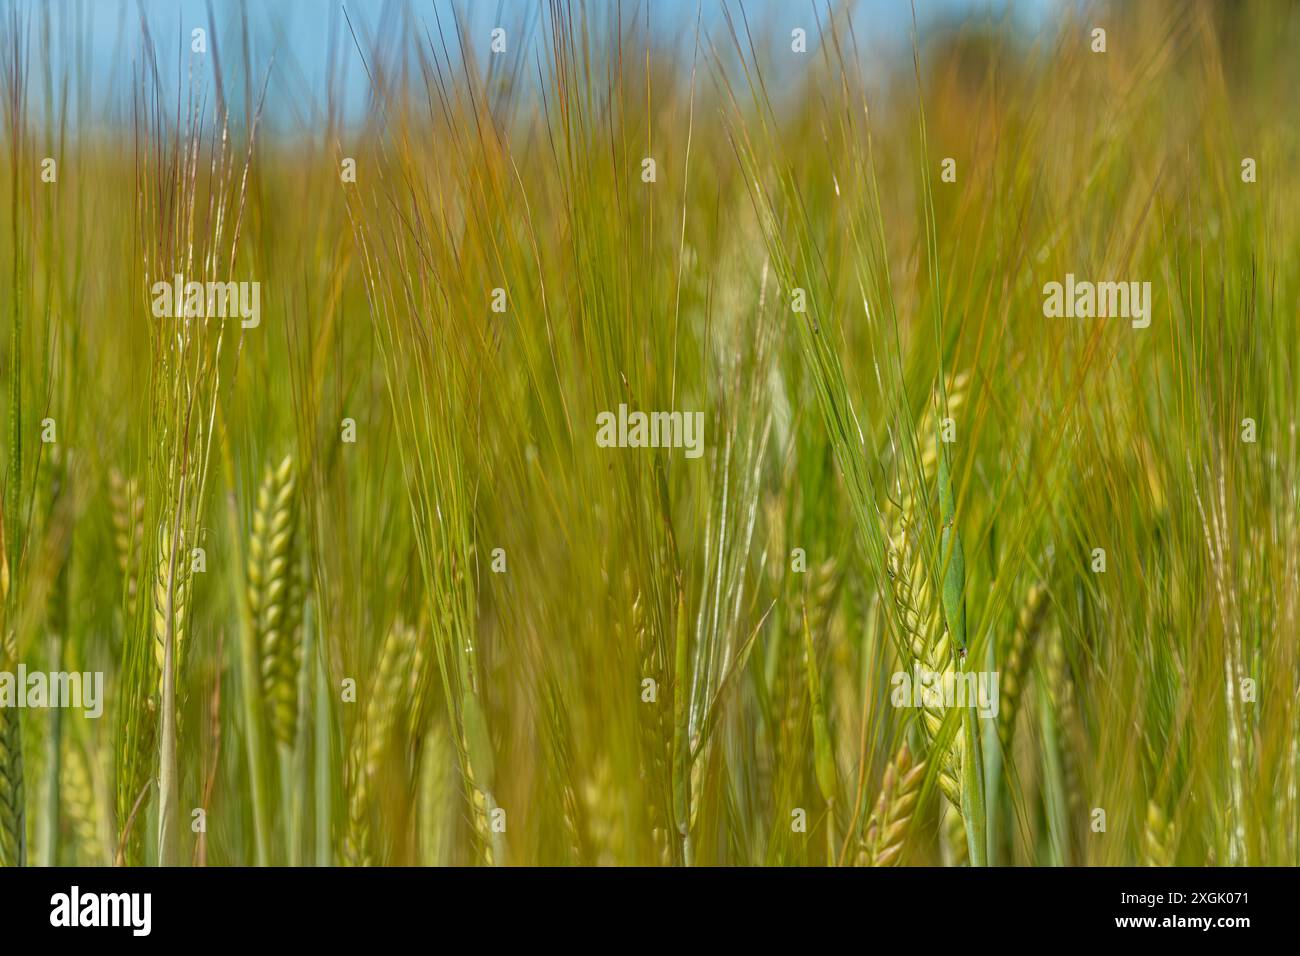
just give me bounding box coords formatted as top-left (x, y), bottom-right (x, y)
top-left (220, 427), bottom-right (272, 865)
top-left (39, 628), bottom-right (62, 864)
top-left (982, 639), bottom-right (1002, 866)
top-left (1039, 680), bottom-right (1069, 866)
top-left (802, 604), bottom-right (838, 863)
top-left (1, 168), bottom-right (24, 866)
top-left (288, 590), bottom-right (315, 867)
top-left (939, 443), bottom-right (984, 864)
top-left (671, 586), bottom-right (692, 866)
top-left (460, 685), bottom-right (502, 865)
top-left (156, 505), bottom-right (184, 866)
top-left (313, 622), bottom-right (332, 867)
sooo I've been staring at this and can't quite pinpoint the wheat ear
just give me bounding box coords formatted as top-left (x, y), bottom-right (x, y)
top-left (152, 521), bottom-right (189, 702)
top-left (1143, 800), bottom-right (1176, 866)
top-left (997, 583), bottom-right (1050, 752)
top-left (0, 525), bottom-right (21, 866)
top-left (109, 468), bottom-right (145, 616)
top-left (0, 695), bottom-right (23, 866)
top-left (61, 734), bottom-right (107, 864)
top-left (247, 455), bottom-right (301, 746)
top-left (343, 621), bottom-right (416, 865)
top-left (858, 743), bottom-right (927, 866)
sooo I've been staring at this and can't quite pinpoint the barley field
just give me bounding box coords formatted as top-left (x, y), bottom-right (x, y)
top-left (0, 0), bottom-right (1296, 868)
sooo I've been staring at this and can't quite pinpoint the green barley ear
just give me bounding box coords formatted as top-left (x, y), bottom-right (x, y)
top-left (914, 627), bottom-right (963, 805)
top-left (344, 621), bottom-right (440, 865)
top-left (859, 743), bottom-right (926, 866)
top-left (61, 734), bottom-right (106, 865)
top-left (886, 374), bottom-right (972, 818)
top-left (579, 755), bottom-right (622, 864)
top-left (152, 522), bottom-right (189, 702)
top-left (942, 802), bottom-right (969, 867)
top-left (0, 691), bottom-right (23, 867)
top-left (889, 521), bottom-right (961, 816)
top-left (889, 521), bottom-right (961, 811)
top-left (1143, 800), bottom-right (1176, 866)
top-left (109, 468), bottom-right (144, 616)
top-left (343, 622), bottom-right (415, 866)
top-left (0, 503), bottom-right (21, 866)
top-left (997, 583), bottom-right (1050, 752)
top-left (937, 453), bottom-right (966, 658)
top-left (795, 557), bottom-right (838, 639)
top-left (1043, 629), bottom-right (1085, 835)
top-left (417, 726), bottom-right (456, 866)
top-left (2, 229), bottom-right (22, 869)
top-left (247, 455), bottom-right (301, 746)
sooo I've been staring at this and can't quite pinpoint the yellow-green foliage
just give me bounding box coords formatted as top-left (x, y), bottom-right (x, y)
top-left (0, 1), bottom-right (1296, 867)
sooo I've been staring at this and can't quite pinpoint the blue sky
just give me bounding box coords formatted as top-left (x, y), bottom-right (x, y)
top-left (21, 0), bottom-right (1056, 130)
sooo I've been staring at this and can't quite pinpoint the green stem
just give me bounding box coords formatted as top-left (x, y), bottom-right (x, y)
top-left (220, 429), bottom-right (272, 866)
top-left (671, 586), bottom-right (691, 866)
top-left (961, 689), bottom-right (987, 866)
top-left (1039, 681), bottom-right (1069, 866)
top-left (39, 629), bottom-right (62, 865)
top-left (288, 591), bottom-right (315, 868)
top-left (277, 742), bottom-right (296, 864)
top-left (983, 639), bottom-right (1002, 866)
top-left (314, 626), bottom-right (332, 867)
top-left (157, 500), bottom-right (185, 867)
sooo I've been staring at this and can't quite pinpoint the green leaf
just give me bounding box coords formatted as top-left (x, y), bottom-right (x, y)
top-left (461, 689), bottom-right (495, 793)
top-left (802, 605), bottom-right (837, 805)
